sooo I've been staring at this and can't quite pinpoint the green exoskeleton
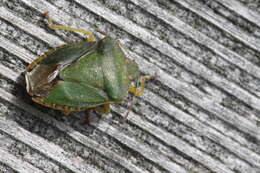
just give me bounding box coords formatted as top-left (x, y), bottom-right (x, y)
top-left (25, 12), bottom-right (156, 120)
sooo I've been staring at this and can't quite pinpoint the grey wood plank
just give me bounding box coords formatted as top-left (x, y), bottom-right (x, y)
top-left (0, 19), bottom-right (260, 169)
top-left (0, 59), bottom-right (165, 173)
top-left (130, 0), bottom-right (260, 85)
top-left (79, 0), bottom-right (260, 128)
top-left (0, 0), bottom-right (260, 172)
top-left (0, 149), bottom-right (44, 173)
top-left (0, 75), bottom-right (187, 173)
top-left (72, 0), bottom-right (260, 114)
top-left (0, 111), bottom-right (102, 173)
top-left (215, 0), bottom-right (260, 28)
top-left (1, 35), bottom-right (258, 172)
top-left (0, 8), bottom-right (259, 173)
top-left (19, 0), bottom-right (260, 135)
top-left (172, 0), bottom-right (260, 52)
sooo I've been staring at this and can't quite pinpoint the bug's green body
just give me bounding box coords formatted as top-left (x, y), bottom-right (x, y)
top-left (25, 37), bottom-right (140, 113)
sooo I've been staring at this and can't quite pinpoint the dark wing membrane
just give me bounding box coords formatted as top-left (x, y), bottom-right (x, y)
top-left (26, 41), bottom-right (97, 96)
top-left (41, 41), bottom-right (97, 65)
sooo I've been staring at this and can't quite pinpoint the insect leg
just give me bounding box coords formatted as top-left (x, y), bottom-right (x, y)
top-left (129, 74), bottom-right (158, 96)
top-left (43, 12), bottom-right (95, 42)
top-left (94, 103), bottom-right (111, 114)
top-left (84, 110), bottom-right (91, 125)
top-left (61, 106), bottom-right (73, 115)
top-left (103, 103), bottom-right (111, 114)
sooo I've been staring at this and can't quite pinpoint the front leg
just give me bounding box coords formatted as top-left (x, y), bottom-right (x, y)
top-left (44, 12), bottom-right (95, 42)
top-left (128, 74), bottom-right (158, 96)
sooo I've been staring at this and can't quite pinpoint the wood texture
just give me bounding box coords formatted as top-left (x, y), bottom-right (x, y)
top-left (0, 0), bottom-right (259, 172)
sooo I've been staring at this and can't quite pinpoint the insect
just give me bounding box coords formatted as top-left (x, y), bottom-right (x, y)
top-left (25, 12), bottom-right (156, 120)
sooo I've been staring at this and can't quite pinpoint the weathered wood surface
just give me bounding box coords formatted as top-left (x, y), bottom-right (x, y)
top-left (0, 0), bottom-right (260, 172)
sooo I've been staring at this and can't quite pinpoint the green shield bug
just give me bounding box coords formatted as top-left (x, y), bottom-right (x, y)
top-left (25, 12), bottom-right (156, 119)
